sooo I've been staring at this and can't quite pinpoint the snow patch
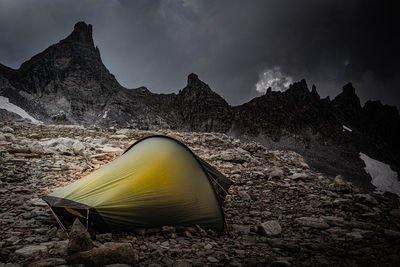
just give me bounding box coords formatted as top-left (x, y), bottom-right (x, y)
top-left (102, 109), bottom-right (109, 119)
top-left (0, 96), bottom-right (41, 124)
top-left (342, 125), bottom-right (352, 132)
top-left (359, 152), bottom-right (400, 197)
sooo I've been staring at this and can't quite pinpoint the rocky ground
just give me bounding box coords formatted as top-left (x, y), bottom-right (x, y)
top-left (0, 120), bottom-right (399, 267)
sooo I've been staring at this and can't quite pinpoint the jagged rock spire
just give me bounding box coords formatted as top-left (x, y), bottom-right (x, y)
top-left (187, 73), bottom-right (204, 87)
top-left (63, 21), bottom-right (94, 46)
top-left (311, 84), bottom-right (320, 99)
top-left (342, 82), bottom-right (356, 95)
top-left (333, 82), bottom-right (361, 110)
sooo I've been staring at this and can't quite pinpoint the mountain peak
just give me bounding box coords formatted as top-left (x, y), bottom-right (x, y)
top-left (187, 73), bottom-right (203, 87)
top-left (289, 79), bottom-right (308, 91)
top-left (342, 82), bottom-right (356, 95)
top-left (287, 79), bottom-right (310, 98)
top-left (63, 21), bottom-right (94, 46)
top-left (311, 84), bottom-right (320, 99)
top-left (333, 82), bottom-right (361, 108)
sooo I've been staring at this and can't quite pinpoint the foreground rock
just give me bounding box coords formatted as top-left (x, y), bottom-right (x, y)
top-left (258, 220), bottom-right (282, 236)
top-left (67, 242), bottom-right (138, 266)
top-left (68, 219), bottom-right (93, 253)
top-left (13, 245), bottom-right (48, 260)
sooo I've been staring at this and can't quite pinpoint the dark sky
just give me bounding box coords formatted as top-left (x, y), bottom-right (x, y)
top-left (0, 0), bottom-right (399, 107)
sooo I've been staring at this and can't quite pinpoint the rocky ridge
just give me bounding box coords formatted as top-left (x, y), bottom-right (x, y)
top-left (0, 121), bottom-right (399, 266)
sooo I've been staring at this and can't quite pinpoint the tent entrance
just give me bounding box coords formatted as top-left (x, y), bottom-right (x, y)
top-left (43, 195), bottom-right (110, 232)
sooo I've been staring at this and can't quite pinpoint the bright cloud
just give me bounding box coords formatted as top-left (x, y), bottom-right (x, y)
top-left (255, 67), bottom-right (293, 93)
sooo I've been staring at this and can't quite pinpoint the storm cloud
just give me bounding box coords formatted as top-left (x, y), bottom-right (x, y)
top-left (0, 0), bottom-right (398, 107)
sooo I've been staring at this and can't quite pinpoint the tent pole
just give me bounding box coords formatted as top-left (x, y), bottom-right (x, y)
top-left (208, 174), bottom-right (229, 196)
top-left (86, 208), bottom-right (90, 230)
top-left (47, 204), bottom-right (69, 237)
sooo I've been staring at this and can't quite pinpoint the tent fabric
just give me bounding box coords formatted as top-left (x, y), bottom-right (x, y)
top-left (43, 135), bottom-right (233, 232)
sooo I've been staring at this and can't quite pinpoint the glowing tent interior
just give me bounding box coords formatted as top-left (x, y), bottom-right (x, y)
top-left (42, 135), bottom-right (233, 232)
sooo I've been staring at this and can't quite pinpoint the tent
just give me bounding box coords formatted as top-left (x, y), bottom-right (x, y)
top-left (42, 135), bottom-right (233, 232)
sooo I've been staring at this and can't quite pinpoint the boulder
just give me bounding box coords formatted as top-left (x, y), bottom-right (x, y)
top-left (0, 248), bottom-right (10, 262)
top-left (207, 256), bottom-right (219, 263)
top-left (268, 167), bottom-right (284, 179)
top-left (288, 172), bottom-right (308, 181)
top-left (72, 140), bottom-right (85, 155)
top-left (27, 257), bottom-right (67, 267)
top-left (1, 126), bottom-right (14, 132)
top-left (384, 229), bottom-right (400, 239)
top-left (328, 175), bottom-right (352, 193)
top-left (29, 142), bottom-right (45, 154)
top-left (295, 217), bottom-right (329, 229)
top-left (96, 233), bottom-right (112, 243)
top-left (68, 219), bottom-right (93, 253)
top-left (110, 134), bottom-right (128, 139)
top-left (354, 194), bottom-right (378, 206)
top-left (14, 245), bottom-right (48, 259)
top-left (116, 129), bottom-right (132, 135)
top-left (101, 145), bottom-right (123, 153)
top-left (161, 226), bottom-right (176, 234)
top-left (390, 209), bottom-right (400, 218)
top-left (239, 191), bottom-right (251, 200)
top-left (55, 144), bottom-right (70, 155)
top-left (67, 242), bottom-right (138, 266)
top-left (258, 220), bottom-right (282, 236)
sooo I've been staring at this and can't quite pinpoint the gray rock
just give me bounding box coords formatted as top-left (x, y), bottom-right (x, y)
top-left (232, 224), bottom-right (251, 234)
top-left (68, 219), bottom-right (93, 253)
top-left (110, 134), bottom-right (128, 139)
top-left (161, 226), bottom-right (176, 233)
top-left (321, 216), bottom-right (345, 226)
top-left (72, 141), bottom-right (85, 155)
top-left (67, 242), bottom-right (138, 266)
top-left (354, 194), bottom-right (378, 206)
top-left (27, 257), bottom-right (67, 267)
top-left (295, 217), bottom-right (329, 229)
top-left (101, 145), bottom-right (123, 153)
top-left (14, 245), bottom-right (48, 259)
top-left (1, 126), bottom-right (14, 132)
top-left (55, 144), bottom-right (70, 155)
top-left (204, 243), bottom-right (212, 249)
top-left (346, 231), bottom-right (363, 240)
top-left (115, 129), bottom-right (132, 135)
top-left (258, 220), bottom-right (282, 236)
top-left (207, 256), bottom-right (219, 263)
top-left (390, 209), bottom-right (400, 218)
top-left (29, 143), bottom-right (45, 154)
top-left (239, 191), bottom-right (251, 200)
top-left (328, 175), bottom-right (352, 193)
top-left (268, 167), bottom-right (284, 179)
top-left (384, 229), bottom-right (400, 238)
top-left (288, 172), bottom-right (308, 181)
top-left (3, 133), bottom-right (15, 141)
top-left (96, 233), bottom-right (112, 243)
top-left (160, 241), bottom-right (169, 247)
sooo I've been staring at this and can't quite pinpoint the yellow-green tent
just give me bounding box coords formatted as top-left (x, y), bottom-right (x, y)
top-left (43, 135), bottom-right (232, 232)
